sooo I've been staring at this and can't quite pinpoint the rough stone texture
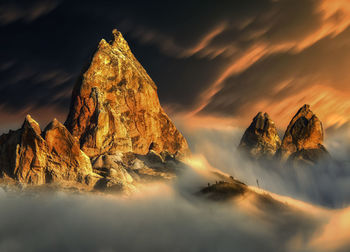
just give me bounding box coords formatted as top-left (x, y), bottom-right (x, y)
top-left (238, 112), bottom-right (281, 159)
top-left (43, 118), bottom-right (94, 183)
top-left (0, 115), bottom-right (93, 185)
top-left (91, 151), bottom-right (181, 192)
top-left (276, 104), bottom-right (328, 163)
top-left (65, 29), bottom-right (189, 158)
top-left (92, 153), bottom-right (135, 192)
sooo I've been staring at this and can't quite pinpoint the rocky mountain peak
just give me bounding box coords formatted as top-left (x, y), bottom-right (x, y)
top-left (238, 112), bottom-right (281, 159)
top-left (276, 104), bottom-right (327, 162)
top-left (23, 114), bottom-right (41, 136)
top-left (110, 29), bottom-right (132, 53)
top-left (65, 29), bottom-right (189, 158)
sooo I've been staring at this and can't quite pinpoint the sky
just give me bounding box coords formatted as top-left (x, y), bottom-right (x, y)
top-left (1, 0), bottom-right (350, 133)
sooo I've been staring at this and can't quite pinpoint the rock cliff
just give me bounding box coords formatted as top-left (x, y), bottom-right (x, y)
top-left (65, 29), bottom-right (189, 158)
top-left (238, 112), bottom-right (281, 159)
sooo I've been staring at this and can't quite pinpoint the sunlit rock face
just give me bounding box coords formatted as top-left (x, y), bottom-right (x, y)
top-left (276, 104), bottom-right (329, 164)
top-left (0, 115), bottom-right (93, 185)
top-left (65, 29), bottom-right (189, 159)
top-left (91, 151), bottom-right (182, 192)
top-left (238, 112), bottom-right (281, 159)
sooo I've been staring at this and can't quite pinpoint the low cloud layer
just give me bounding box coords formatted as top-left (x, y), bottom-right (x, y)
top-left (0, 155), bottom-right (349, 252)
top-left (0, 167), bottom-right (342, 252)
top-left (0, 120), bottom-right (349, 251)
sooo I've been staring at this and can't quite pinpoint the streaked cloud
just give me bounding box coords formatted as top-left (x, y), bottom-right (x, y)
top-left (0, 0), bottom-right (60, 25)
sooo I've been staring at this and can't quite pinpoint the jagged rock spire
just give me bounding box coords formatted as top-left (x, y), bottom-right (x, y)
top-left (65, 29), bottom-right (189, 158)
top-left (276, 104), bottom-right (327, 162)
top-left (238, 112), bottom-right (281, 159)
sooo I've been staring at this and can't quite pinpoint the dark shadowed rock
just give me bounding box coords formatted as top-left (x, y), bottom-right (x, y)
top-left (65, 29), bottom-right (189, 159)
top-left (238, 112), bottom-right (281, 159)
top-left (276, 104), bottom-right (329, 164)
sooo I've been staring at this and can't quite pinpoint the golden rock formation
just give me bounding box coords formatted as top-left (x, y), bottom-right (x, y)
top-left (276, 104), bottom-right (328, 163)
top-left (65, 29), bottom-right (189, 158)
top-left (0, 115), bottom-right (93, 185)
top-left (238, 112), bottom-right (281, 159)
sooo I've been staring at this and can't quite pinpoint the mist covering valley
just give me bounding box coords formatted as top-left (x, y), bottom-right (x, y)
top-left (184, 123), bottom-right (350, 208)
top-left (0, 121), bottom-right (349, 252)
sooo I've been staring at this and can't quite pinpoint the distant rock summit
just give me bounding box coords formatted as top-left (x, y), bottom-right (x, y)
top-left (276, 104), bottom-right (328, 165)
top-left (239, 104), bottom-right (329, 165)
top-left (0, 29), bottom-right (189, 192)
top-left (238, 112), bottom-right (281, 159)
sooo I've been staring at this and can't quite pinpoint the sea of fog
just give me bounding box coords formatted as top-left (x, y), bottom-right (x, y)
top-left (184, 125), bottom-right (350, 208)
top-left (0, 124), bottom-right (349, 251)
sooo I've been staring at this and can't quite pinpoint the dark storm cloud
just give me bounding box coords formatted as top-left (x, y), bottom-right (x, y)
top-left (0, 62), bottom-right (72, 111)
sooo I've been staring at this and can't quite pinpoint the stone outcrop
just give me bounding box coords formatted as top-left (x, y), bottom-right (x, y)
top-left (276, 104), bottom-right (328, 164)
top-left (65, 29), bottom-right (189, 158)
top-left (92, 153), bottom-right (135, 192)
top-left (91, 151), bottom-right (182, 192)
top-left (0, 115), bottom-right (93, 185)
top-left (238, 112), bottom-right (281, 159)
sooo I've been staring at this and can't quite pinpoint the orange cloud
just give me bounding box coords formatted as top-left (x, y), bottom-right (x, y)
top-left (180, 22), bottom-right (228, 58)
top-left (189, 0), bottom-right (350, 128)
top-left (249, 84), bottom-right (350, 130)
